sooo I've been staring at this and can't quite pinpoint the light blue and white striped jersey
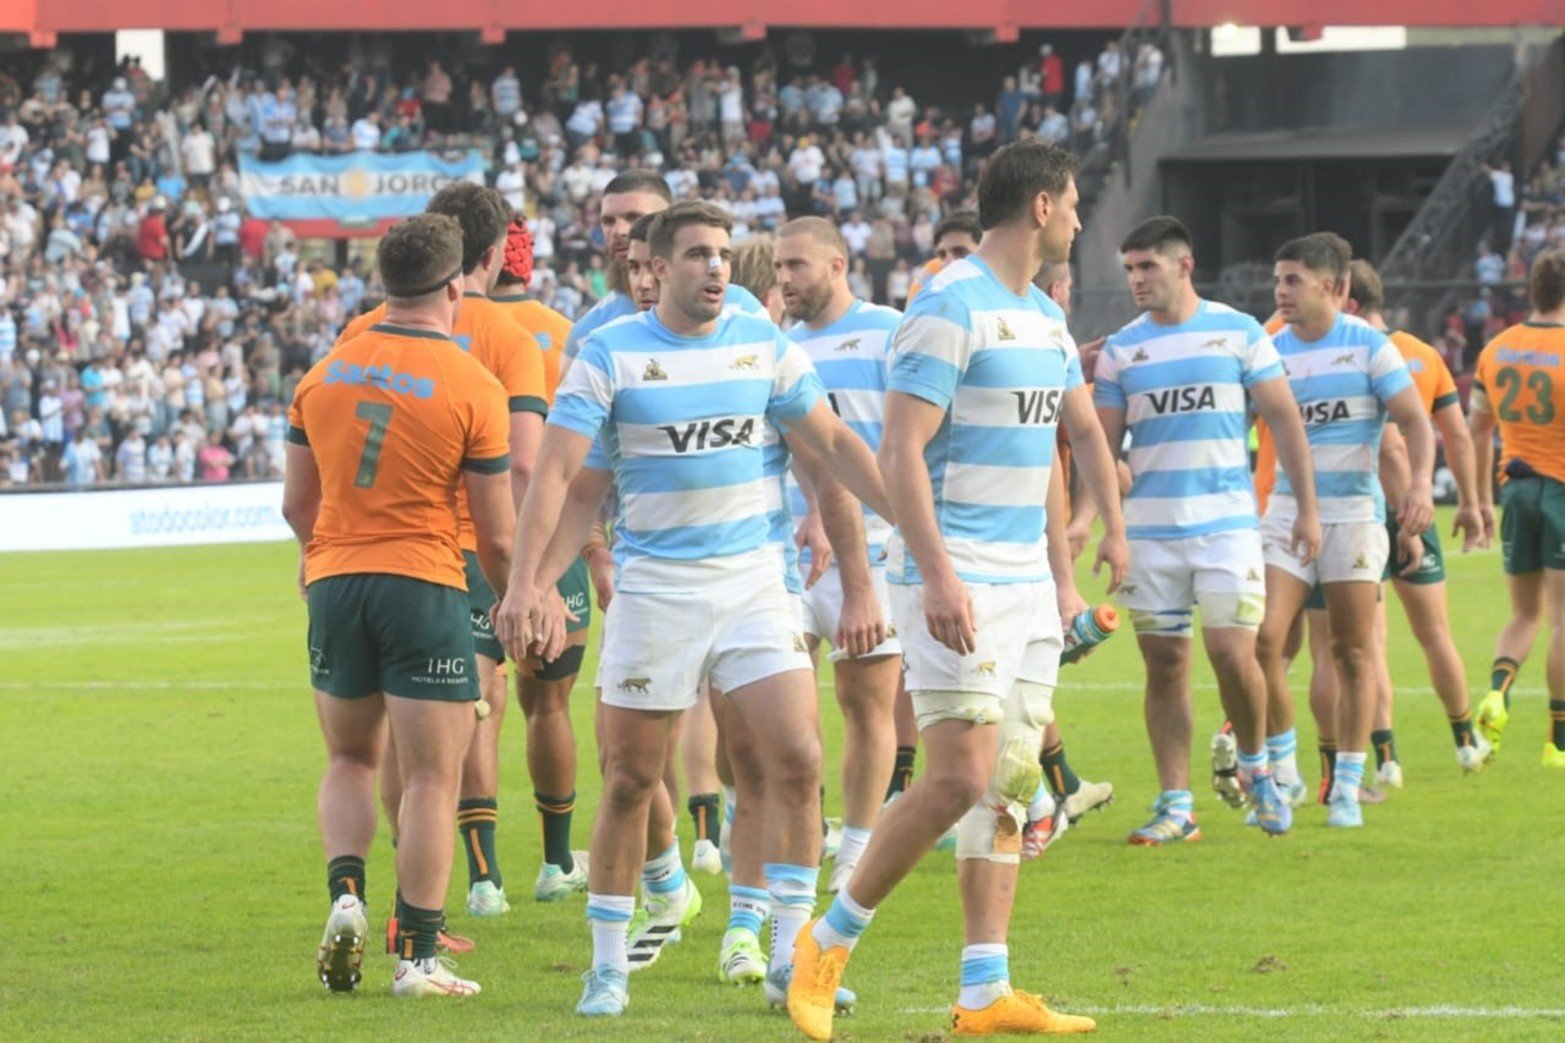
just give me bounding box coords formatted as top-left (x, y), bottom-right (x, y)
top-left (1269, 312), bottom-right (1413, 524)
top-left (786, 298), bottom-right (902, 565)
top-left (1094, 299), bottom-right (1284, 540)
top-left (562, 284), bottom-right (766, 365)
top-left (884, 256), bottom-right (1082, 586)
top-left (551, 307), bottom-right (824, 591)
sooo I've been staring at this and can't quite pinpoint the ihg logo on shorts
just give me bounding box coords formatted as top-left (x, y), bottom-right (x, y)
top-left (416, 657), bottom-right (469, 685)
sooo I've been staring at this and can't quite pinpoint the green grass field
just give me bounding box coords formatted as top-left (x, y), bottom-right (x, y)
top-left (4, 515), bottom-right (1564, 1041)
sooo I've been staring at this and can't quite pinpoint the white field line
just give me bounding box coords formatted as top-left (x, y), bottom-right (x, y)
top-left (898, 1003), bottom-right (1565, 1019)
top-left (0, 677), bottom-right (1554, 698)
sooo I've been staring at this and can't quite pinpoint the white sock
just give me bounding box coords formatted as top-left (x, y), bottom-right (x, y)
top-left (586, 893), bottom-right (635, 973)
top-left (835, 825), bottom-right (872, 868)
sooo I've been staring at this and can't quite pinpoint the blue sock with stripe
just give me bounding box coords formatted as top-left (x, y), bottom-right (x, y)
top-left (1333, 751), bottom-right (1367, 803)
top-left (1237, 748), bottom-right (1269, 785)
top-left (727, 883), bottom-right (768, 937)
top-left (586, 893), bottom-right (635, 973)
top-left (642, 842), bottom-right (686, 898)
top-left (958, 943), bottom-right (1010, 1010)
top-left (812, 887), bottom-right (874, 952)
top-left (1267, 729), bottom-right (1301, 788)
top-left (764, 862), bottom-right (818, 975)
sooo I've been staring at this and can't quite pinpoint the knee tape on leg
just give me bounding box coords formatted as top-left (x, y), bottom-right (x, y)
top-left (1128, 607), bottom-right (1194, 637)
top-left (955, 717), bottom-right (1047, 866)
top-left (1197, 591), bottom-right (1266, 631)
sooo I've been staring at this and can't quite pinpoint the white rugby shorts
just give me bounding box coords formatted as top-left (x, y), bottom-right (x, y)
top-left (890, 579), bottom-right (1062, 704)
top-left (801, 561), bottom-right (902, 662)
top-left (1120, 529), bottom-right (1266, 637)
top-left (597, 573), bottom-right (812, 711)
top-left (1262, 512), bottom-right (1388, 587)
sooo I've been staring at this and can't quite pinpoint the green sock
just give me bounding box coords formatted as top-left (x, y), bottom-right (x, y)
top-left (1449, 711), bottom-right (1477, 749)
top-left (456, 797), bottom-right (501, 889)
top-left (534, 791), bottom-right (575, 873)
top-left (1551, 700), bottom-right (1565, 749)
top-left (688, 793), bottom-right (722, 845)
top-left (1490, 657), bottom-right (1521, 708)
top-left (326, 855), bottom-right (365, 904)
top-left (399, 901), bottom-right (445, 961)
top-left (1039, 740), bottom-right (1081, 797)
top-left (886, 746), bottom-right (916, 800)
top-left (1370, 729), bottom-right (1398, 769)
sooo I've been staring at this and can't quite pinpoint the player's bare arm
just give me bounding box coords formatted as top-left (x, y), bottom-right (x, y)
top-left (1434, 401), bottom-right (1486, 551)
top-left (1046, 449), bottom-right (1089, 632)
top-left (495, 424), bottom-right (592, 663)
top-left (784, 397), bottom-right (895, 524)
top-left (1377, 425), bottom-right (1424, 576)
top-left (881, 389), bottom-right (975, 655)
top-left (793, 434), bottom-right (883, 657)
top-left (1467, 383), bottom-right (1499, 543)
top-left (1250, 374), bottom-right (1322, 563)
top-left (789, 456), bottom-right (834, 589)
top-left (281, 443), bottom-right (322, 602)
top-left (1385, 384), bottom-right (1436, 534)
top-left (465, 468), bottom-right (516, 601)
top-left (1062, 383), bottom-right (1127, 591)
top-left (507, 410), bottom-right (545, 509)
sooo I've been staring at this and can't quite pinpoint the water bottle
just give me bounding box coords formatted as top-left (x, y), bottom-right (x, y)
top-left (1061, 604), bottom-right (1120, 665)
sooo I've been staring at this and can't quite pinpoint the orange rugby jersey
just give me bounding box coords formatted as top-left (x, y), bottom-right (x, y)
top-left (1390, 331), bottom-right (1460, 415)
top-left (491, 292), bottom-right (572, 401)
top-left (1249, 314), bottom-right (1287, 514)
top-left (289, 323), bottom-right (511, 589)
top-left (1473, 321), bottom-right (1565, 485)
top-left (339, 295), bottom-right (547, 549)
top-left (904, 258), bottom-right (944, 306)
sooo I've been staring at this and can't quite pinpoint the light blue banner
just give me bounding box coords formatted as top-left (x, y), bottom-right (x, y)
top-left (238, 150), bottom-right (485, 222)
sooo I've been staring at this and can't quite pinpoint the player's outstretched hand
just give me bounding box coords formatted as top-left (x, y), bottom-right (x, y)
top-left (1452, 503), bottom-right (1488, 552)
top-left (1291, 511), bottom-right (1322, 566)
top-left (494, 584), bottom-right (556, 664)
top-left (296, 555), bottom-right (308, 603)
top-left (922, 571), bottom-right (976, 656)
top-left (836, 582), bottom-right (886, 659)
top-left (1065, 517), bottom-right (1092, 561)
top-left (1056, 583), bottom-right (1091, 659)
top-left (1094, 529), bottom-right (1129, 594)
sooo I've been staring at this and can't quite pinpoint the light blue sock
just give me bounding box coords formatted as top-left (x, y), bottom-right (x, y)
top-left (727, 883), bottom-right (768, 936)
top-left (1267, 729), bottom-right (1301, 787)
top-left (812, 887), bottom-right (875, 952)
top-left (1333, 751), bottom-right (1367, 803)
top-left (958, 943), bottom-right (1010, 1010)
top-left (642, 842), bottom-right (686, 897)
top-left (1237, 748), bottom-right (1269, 784)
top-left (586, 892), bottom-right (634, 973)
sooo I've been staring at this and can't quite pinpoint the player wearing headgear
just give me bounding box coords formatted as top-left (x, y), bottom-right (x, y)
top-left (1469, 248), bottom-right (1565, 767)
top-left (289, 213), bottom-right (513, 997)
top-left (490, 214), bottom-right (599, 901)
top-left (340, 184), bottom-right (549, 932)
top-left (1094, 216), bottom-right (1319, 843)
top-left (1255, 234), bottom-right (1435, 828)
top-left (495, 201), bottom-right (892, 1019)
top-left (789, 141), bottom-right (1127, 1040)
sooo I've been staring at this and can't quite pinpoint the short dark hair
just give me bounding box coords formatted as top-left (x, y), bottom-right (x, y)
top-left (425, 183), bottom-right (508, 275)
top-left (1532, 248), bottom-right (1565, 314)
top-left (1308, 231), bottom-right (1353, 269)
top-left (1120, 215), bottom-right (1193, 256)
top-left (628, 213), bottom-right (659, 244)
top-left (1274, 235), bottom-right (1346, 279)
top-left (649, 201), bottom-right (732, 260)
top-left (378, 213), bottom-right (463, 299)
top-left (976, 141), bottom-right (1076, 230)
top-left (933, 210), bottom-right (983, 247)
top-left (604, 169), bottom-right (674, 204)
top-left (1347, 259), bottom-right (1384, 314)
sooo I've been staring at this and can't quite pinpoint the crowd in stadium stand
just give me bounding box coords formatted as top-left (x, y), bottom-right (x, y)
top-left (1, 35), bottom-right (1149, 485)
top-left (1445, 138), bottom-right (1565, 379)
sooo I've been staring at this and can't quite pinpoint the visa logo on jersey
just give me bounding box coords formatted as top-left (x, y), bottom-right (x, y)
top-left (1299, 399), bottom-right (1351, 424)
top-left (1012, 389), bottom-right (1063, 425)
top-left (1147, 386), bottom-right (1217, 414)
top-left (325, 360), bottom-right (435, 399)
top-left (659, 417), bottom-right (758, 452)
